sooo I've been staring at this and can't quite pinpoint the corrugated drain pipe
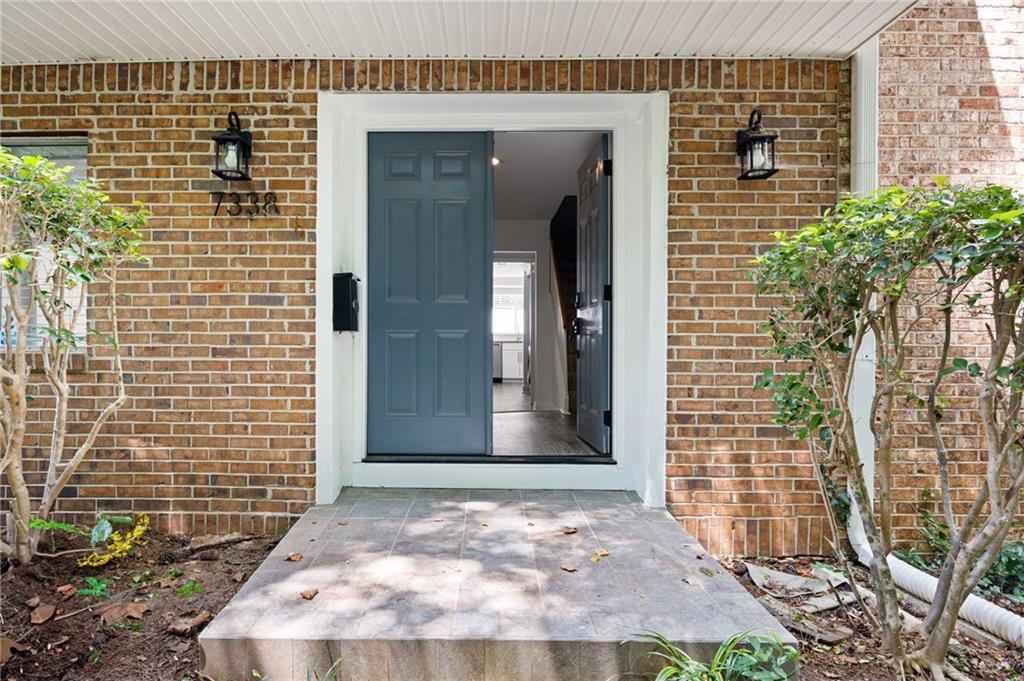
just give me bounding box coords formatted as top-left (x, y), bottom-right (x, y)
top-left (848, 38), bottom-right (1024, 648)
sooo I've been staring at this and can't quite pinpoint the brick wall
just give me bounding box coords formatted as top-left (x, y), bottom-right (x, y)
top-left (878, 0), bottom-right (1024, 542)
top-left (879, 0), bottom-right (1023, 188)
top-left (1, 57), bottom-right (849, 554)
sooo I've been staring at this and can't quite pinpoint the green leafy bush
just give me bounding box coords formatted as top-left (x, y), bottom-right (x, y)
top-left (2, 149), bottom-right (148, 565)
top-left (644, 630), bottom-right (798, 681)
top-left (753, 180), bottom-right (1024, 674)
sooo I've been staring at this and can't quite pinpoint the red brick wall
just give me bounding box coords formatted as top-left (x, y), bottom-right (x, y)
top-left (1, 58), bottom-right (849, 554)
top-left (879, 0), bottom-right (1023, 188)
top-left (666, 60), bottom-right (849, 556)
top-left (878, 0), bottom-right (1024, 542)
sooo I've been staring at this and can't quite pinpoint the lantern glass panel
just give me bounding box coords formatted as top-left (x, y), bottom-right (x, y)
top-left (753, 139), bottom-right (769, 170)
top-left (222, 141), bottom-right (239, 174)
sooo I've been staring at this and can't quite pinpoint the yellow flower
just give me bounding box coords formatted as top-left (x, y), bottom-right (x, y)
top-left (77, 514), bottom-right (150, 568)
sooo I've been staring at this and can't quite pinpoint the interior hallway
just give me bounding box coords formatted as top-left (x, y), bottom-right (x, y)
top-left (493, 380), bottom-right (532, 413)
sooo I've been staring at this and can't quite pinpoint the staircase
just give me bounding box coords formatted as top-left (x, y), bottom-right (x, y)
top-left (549, 195), bottom-right (577, 414)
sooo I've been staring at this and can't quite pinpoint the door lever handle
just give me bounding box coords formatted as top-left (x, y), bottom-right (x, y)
top-left (571, 318), bottom-right (582, 357)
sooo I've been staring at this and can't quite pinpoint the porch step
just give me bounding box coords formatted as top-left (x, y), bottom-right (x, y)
top-left (199, 488), bottom-right (796, 681)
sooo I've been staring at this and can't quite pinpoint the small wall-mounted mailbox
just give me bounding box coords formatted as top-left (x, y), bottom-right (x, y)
top-left (333, 273), bottom-right (360, 332)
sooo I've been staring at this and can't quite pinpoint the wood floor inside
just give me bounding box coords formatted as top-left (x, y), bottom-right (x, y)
top-left (492, 382), bottom-right (599, 457)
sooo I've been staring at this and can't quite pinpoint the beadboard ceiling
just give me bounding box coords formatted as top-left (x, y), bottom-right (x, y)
top-left (0, 1), bottom-right (915, 65)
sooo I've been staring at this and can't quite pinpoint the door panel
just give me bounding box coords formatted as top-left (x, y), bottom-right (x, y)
top-left (434, 200), bottom-right (471, 302)
top-left (368, 132), bottom-right (492, 454)
top-left (575, 135), bottom-right (611, 454)
top-left (384, 199), bottom-right (420, 302)
top-left (384, 331), bottom-right (419, 416)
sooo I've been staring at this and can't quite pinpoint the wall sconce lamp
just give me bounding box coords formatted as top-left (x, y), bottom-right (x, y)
top-left (736, 109), bottom-right (779, 180)
top-left (212, 111), bottom-right (253, 181)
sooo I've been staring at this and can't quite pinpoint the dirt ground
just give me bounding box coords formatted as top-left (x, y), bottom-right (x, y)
top-left (727, 556), bottom-right (1024, 681)
top-left (1, 531), bottom-right (276, 681)
top-left (2, 534), bottom-right (1022, 680)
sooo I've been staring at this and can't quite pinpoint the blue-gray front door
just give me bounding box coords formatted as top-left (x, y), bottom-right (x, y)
top-left (575, 135), bottom-right (611, 454)
top-left (367, 132), bottom-right (493, 455)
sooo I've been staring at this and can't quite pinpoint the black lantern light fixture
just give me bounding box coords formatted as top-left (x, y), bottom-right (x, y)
top-left (212, 111), bottom-right (253, 181)
top-left (736, 109), bottom-right (779, 180)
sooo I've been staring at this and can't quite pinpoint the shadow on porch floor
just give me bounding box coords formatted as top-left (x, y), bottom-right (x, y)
top-left (199, 488), bottom-right (795, 680)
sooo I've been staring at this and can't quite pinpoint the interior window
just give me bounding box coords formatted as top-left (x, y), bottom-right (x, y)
top-left (1, 137), bottom-right (89, 348)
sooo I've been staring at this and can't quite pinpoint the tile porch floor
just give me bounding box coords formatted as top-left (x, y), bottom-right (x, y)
top-left (199, 488), bottom-right (795, 681)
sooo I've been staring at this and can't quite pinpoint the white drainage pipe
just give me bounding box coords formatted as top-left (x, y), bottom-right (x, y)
top-left (846, 502), bottom-right (1024, 647)
top-left (848, 37), bottom-right (1024, 649)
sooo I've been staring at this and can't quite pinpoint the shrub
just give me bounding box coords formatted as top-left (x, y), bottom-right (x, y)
top-left (1, 149), bottom-right (147, 565)
top-left (754, 181), bottom-right (1024, 678)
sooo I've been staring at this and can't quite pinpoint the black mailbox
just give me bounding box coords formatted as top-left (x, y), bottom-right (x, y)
top-left (333, 273), bottom-right (359, 332)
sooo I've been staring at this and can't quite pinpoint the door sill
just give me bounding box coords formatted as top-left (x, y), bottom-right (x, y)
top-left (363, 454), bottom-right (615, 465)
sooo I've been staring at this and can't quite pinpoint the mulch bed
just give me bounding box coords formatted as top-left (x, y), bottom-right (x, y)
top-left (2, 531), bottom-right (276, 681)
top-left (725, 556), bottom-right (1024, 681)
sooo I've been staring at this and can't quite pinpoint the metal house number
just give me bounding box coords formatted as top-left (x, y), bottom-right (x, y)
top-left (210, 191), bottom-right (280, 218)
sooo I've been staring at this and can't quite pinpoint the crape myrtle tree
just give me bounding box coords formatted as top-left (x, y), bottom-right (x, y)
top-left (0, 150), bottom-right (147, 565)
top-left (753, 181), bottom-right (1023, 680)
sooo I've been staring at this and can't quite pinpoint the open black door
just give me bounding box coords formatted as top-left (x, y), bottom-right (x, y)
top-left (575, 135), bottom-right (611, 454)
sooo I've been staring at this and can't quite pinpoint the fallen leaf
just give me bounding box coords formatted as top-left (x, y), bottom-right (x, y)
top-left (97, 603), bottom-right (129, 627)
top-left (126, 602), bottom-right (149, 619)
top-left (284, 553), bottom-right (303, 562)
top-left (594, 548), bottom-right (609, 557)
top-left (167, 611), bottom-right (210, 636)
top-left (337, 520), bottom-right (349, 526)
top-left (560, 564), bottom-right (577, 573)
top-left (26, 596), bottom-right (40, 608)
top-left (300, 588), bottom-right (319, 601)
top-left (480, 522), bottom-right (489, 527)
top-left (433, 518), bottom-right (444, 523)
top-left (699, 567), bottom-right (716, 577)
top-left (30, 603), bottom-right (56, 625)
top-left (158, 577), bottom-right (180, 589)
top-left (56, 584), bottom-right (76, 598)
top-left (589, 556), bottom-right (600, 563)
top-left (526, 522), bottom-right (535, 526)
top-left (0, 637), bottom-right (28, 664)
top-left (231, 571), bottom-right (245, 583)
top-left (562, 527), bottom-right (577, 535)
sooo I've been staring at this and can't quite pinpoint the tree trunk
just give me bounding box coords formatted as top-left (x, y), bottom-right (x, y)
top-left (6, 446), bottom-right (34, 565)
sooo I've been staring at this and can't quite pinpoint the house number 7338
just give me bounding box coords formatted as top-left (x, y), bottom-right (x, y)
top-left (210, 191), bottom-right (280, 218)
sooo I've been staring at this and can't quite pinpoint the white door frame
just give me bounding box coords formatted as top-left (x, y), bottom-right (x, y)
top-left (315, 93), bottom-right (668, 506)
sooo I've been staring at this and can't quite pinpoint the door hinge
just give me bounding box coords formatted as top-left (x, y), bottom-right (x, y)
top-left (603, 284), bottom-right (612, 302)
top-left (603, 410), bottom-right (612, 427)
top-left (603, 159), bottom-right (612, 177)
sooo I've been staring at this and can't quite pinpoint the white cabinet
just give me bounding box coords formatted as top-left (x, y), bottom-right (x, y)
top-left (501, 342), bottom-right (523, 380)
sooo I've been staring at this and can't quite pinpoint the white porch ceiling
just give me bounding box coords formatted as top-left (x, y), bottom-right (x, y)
top-left (0, 1), bottom-right (915, 65)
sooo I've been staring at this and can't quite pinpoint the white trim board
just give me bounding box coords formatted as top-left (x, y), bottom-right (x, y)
top-left (315, 93), bottom-right (669, 506)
